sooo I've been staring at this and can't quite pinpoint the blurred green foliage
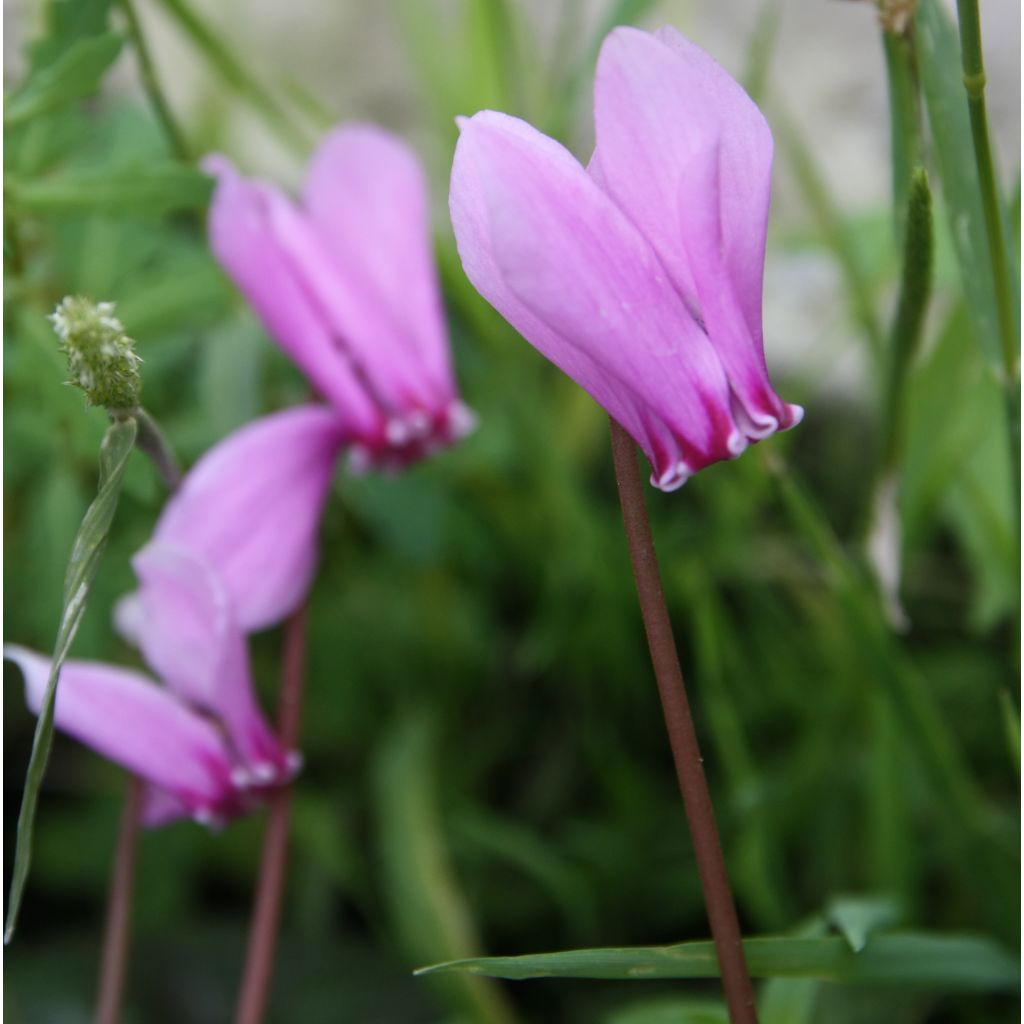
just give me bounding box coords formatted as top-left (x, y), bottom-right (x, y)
top-left (3, 0), bottom-right (1019, 1022)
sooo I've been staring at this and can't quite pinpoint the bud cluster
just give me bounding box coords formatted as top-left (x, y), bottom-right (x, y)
top-left (50, 296), bottom-right (142, 410)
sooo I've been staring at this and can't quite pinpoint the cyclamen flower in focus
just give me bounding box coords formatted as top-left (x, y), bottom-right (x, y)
top-left (7, 407), bottom-right (345, 827)
top-left (450, 26), bottom-right (802, 490)
top-left (204, 123), bottom-right (475, 472)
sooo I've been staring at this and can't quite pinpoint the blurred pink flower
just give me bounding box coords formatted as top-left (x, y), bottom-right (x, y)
top-left (5, 645), bottom-right (289, 828)
top-left (449, 26), bottom-right (801, 491)
top-left (204, 123), bottom-right (475, 472)
top-left (125, 405), bottom-right (347, 632)
top-left (6, 407), bottom-right (346, 827)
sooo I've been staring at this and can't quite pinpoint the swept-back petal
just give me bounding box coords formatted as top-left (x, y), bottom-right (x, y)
top-left (592, 26), bottom-right (800, 435)
top-left (128, 543), bottom-right (291, 780)
top-left (301, 124), bottom-right (456, 411)
top-left (203, 155), bottom-right (380, 437)
top-left (450, 110), bottom-right (744, 487)
top-left (151, 406), bottom-right (344, 630)
top-left (5, 646), bottom-right (237, 822)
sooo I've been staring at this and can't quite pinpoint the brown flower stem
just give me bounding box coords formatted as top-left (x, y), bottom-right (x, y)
top-left (609, 418), bottom-right (757, 1024)
top-left (234, 602), bottom-right (308, 1024)
top-left (94, 777), bottom-right (144, 1024)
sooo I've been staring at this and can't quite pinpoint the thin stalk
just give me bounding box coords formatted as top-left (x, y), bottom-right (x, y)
top-left (234, 603), bottom-right (308, 1024)
top-left (118, 0), bottom-right (191, 161)
top-left (132, 407), bottom-right (183, 492)
top-left (155, 0), bottom-right (311, 157)
top-left (94, 779), bottom-right (144, 1024)
top-left (609, 419), bottom-right (757, 1024)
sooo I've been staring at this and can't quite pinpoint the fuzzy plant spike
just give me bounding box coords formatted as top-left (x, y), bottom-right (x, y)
top-left (50, 296), bottom-right (143, 411)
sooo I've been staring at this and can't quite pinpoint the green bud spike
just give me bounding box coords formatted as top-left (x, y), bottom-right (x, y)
top-left (49, 296), bottom-right (142, 411)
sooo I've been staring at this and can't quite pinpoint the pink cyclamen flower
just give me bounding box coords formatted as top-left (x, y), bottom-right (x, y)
top-left (449, 26), bottom-right (802, 490)
top-left (7, 407), bottom-right (345, 827)
top-left (203, 123), bottom-right (475, 472)
top-left (121, 405), bottom-right (348, 632)
top-left (4, 646), bottom-right (278, 827)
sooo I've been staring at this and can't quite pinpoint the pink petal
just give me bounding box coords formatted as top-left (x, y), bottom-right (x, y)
top-left (152, 406), bottom-right (344, 630)
top-left (127, 543), bottom-right (292, 781)
top-left (591, 26), bottom-right (801, 436)
top-left (450, 110), bottom-right (744, 488)
top-left (301, 124), bottom-right (456, 414)
top-left (203, 155), bottom-right (381, 438)
top-left (5, 645), bottom-right (238, 823)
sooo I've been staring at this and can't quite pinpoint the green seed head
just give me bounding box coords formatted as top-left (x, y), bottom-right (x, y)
top-left (50, 297), bottom-right (142, 410)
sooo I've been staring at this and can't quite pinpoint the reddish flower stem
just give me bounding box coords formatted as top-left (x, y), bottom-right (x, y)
top-left (234, 602), bottom-right (308, 1024)
top-left (94, 777), bottom-right (144, 1024)
top-left (609, 418), bottom-right (757, 1024)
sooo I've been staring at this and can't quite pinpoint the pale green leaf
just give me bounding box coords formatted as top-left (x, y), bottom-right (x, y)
top-left (417, 933), bottom-right (1019, 991)
top-left (5, 416), bottom-right (137, 942)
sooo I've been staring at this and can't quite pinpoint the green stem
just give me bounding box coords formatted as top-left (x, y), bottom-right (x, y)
top-left (118, 0), bottom-right (191, 161)
top-left (954, 0), bottom-right (1020, 505)
top-left (155, 0), bottom-right (311, 156)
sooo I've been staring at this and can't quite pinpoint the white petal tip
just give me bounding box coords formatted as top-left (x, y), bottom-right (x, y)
top-left (652, 461), bottom-right (692, 492)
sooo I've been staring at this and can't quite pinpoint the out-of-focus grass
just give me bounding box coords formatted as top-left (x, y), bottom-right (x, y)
top-left (3, 1), bottom-right (1019, 1022)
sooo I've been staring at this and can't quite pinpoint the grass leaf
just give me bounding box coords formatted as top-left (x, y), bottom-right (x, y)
top-left (416, 932), bottom-right (1019, 990)
top-left (5, 416), bottom-right (137, 943)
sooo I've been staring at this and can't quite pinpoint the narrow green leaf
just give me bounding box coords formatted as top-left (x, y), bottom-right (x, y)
top-left (915, 0), bottom-right (1020, 372)
top-left (374, 715), bottom-right (515, 1024)
top-left (826, 896), bottom-right (901, 953)
top-left (5, 33), bottom-right (123, 127)
top-left (5, 416), bottom-right (137, 943)
top-left (417, 933), bottom-right (1019, 990)
top-left (9, 162), bottom-right (212, 216)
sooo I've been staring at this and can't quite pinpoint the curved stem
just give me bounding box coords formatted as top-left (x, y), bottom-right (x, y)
top-left (94, 778), bottom-right (144, 1024)
top-left (234, 603), bottom-right (308, 1024)
top-left (119, 0), bottom-right (191, 161)
top-left (608, 419), bottom-right (757, 1024)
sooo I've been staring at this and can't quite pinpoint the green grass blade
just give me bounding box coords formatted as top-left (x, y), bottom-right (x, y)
top-left (5, 416), bottom-right (137, 943)
top-left (417, 932), bottom-right (1019, 990)
top-left (154, 0), bottom-right (311, 154)
top-left (4, 32), bottom-right (123, 127)
top-left (373, 715), bottom-right (517, 1024)
top-left (915, 0), bottom-right (1019, 374)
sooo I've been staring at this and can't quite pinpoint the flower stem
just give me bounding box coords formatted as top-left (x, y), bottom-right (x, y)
top-left (608, 419), bottom-right (757, 1024)
top-left (234, 602), bottom-right (308, 1024)
top-left (94, 777), bottom-right (144, 1024)
top-left (131, 407), bottom-right (183, 491)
